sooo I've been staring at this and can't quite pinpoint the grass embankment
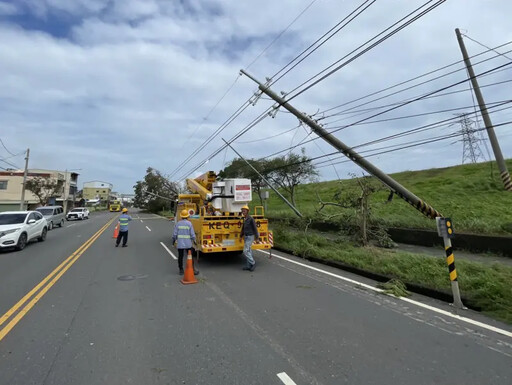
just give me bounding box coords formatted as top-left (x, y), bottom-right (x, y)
top-left (274, 225), bottom-right (512, 324)
top-left (260, 160), bottom-right (512, 235)
top-left (158, 210), bottom-right (174, 218)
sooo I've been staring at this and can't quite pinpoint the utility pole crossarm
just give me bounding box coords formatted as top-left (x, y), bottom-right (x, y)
top-left (240, 70), bottom-right (442, 220)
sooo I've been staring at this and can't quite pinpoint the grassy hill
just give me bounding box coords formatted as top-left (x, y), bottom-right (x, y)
top-left (259, 159), bottom-right (512, 235)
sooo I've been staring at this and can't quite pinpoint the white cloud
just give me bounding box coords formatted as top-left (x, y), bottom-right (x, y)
top-left (0, 1), bottom-right (19, 15)
top-left (1, 0), bottom-right (511, 193)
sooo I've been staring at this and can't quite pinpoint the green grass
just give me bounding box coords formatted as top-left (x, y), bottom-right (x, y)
top-left (158, 210), bottom-right (174, 217)
top-left (257, 160), bottom-right (512, 235)
top-left (273, 225), bottom-right (512, 323)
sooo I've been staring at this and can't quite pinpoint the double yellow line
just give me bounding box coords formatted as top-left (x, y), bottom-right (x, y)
top-left (0, 216), bottom-right (116, 342)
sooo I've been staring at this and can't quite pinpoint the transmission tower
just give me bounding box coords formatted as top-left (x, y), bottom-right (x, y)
top-left (456, 113), bottom-right (486, 164)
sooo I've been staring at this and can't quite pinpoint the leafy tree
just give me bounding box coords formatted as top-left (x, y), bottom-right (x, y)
top-left (316, 174), bottom-right (394, 247)
top-left (219, 158), bottom-right (270, 204)
top-left (133, 167), bottom-right (180, 213)
top-left (25, 177), bottom-right (64, 206)
top-left (267, 148), bottom-right (318, 206)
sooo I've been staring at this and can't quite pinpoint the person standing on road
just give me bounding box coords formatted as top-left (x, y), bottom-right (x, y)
top-left (240, 205), bottom-right (259, 271)
top-left (115, 208), bottom-right (132, 247)
top-left (172, 209), bottom-right (199, 276)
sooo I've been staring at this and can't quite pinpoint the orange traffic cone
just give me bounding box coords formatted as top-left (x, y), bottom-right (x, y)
top-left (181, 250), bottom-right (198, 285)
top-left (113, 223), bottom-right (119, 238)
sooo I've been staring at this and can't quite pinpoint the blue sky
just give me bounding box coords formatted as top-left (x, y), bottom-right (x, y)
top-left (1, 0), bottom-right (511, 194)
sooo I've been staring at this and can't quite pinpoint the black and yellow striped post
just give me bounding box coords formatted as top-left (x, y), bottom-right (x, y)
top-left (437, 217), bottom-right (464, 309)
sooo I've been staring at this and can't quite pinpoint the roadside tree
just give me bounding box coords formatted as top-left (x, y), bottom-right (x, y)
top-left (133, 167), bottom-right (180, 213)
top-left (25, 177), bottom-right (64, 207)
top-left (267, 148), bottom-right (318, 206)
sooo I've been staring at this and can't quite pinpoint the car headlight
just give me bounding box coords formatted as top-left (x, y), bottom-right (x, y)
top-left (0, 228), bottom-right (21, 238)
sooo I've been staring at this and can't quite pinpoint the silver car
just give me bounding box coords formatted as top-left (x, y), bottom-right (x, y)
top-left (36, 206), bottom-right (65, 230)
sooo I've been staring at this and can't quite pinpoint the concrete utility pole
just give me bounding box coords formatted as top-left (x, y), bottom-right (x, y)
top-left (19, 148), bottom-right (29, 210)
top-left (240, 70), bottom-right (442, 219)
top-left (222, 139), bottom-right (303, 218)
top-left (455, 28), bottom-right (512, 191)
top-left (240, 70), bottom-right (465, 309)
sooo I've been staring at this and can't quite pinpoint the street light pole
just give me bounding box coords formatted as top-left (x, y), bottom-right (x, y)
top-left (19, 148), bottom-right (30, 210)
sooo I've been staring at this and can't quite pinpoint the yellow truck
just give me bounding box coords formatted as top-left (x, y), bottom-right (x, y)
top-left (176, 171), bottom-right (273, 254)
top-left (109, 200), bottom-right (121, 212)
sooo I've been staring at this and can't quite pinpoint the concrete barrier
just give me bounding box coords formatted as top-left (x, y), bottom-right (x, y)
top-left (387, 228), bottom-right (512, 257)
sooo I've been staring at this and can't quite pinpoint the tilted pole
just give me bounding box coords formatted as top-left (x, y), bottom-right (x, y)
top-left (240, 70), bottom-right (465, 309)
top-left (222, 139), bottom-right (303, 218)
top-left (240, 69), bottom-right (441, 219)
top-left (455, 28), bottom-right (512, 191)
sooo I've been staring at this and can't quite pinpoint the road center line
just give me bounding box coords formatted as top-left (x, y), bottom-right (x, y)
top-left (277, 372), bottom-right (298, 385)
top-left (0, 217), bottom-right (116, 341)
top-left (146, 226), bottom-right (151, 232)
top-left (66, 224), bottom-right (76, 227)
top-left (258, 250), bottom-right (512, 339)
top-left (140, 219), bottom-right (143, 223)
top-left (160, 242), bottom-right (177, 260)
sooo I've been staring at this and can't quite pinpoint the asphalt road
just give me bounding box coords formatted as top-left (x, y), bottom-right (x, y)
top-left (0, 209), bottom-right (510, 385)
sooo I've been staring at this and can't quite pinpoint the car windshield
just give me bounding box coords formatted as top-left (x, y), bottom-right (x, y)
top-left (0, 214), bottom-right (27, 225)
top-left (36, 208), bottom-right (53, 215)
top-left (71, 209), bottom-right (83, 212)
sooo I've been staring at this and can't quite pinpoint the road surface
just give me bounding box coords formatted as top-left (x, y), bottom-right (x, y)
top-left (0, 210), bottom-right (510, 385)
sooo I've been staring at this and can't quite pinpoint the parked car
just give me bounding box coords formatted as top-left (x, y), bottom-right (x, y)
top-left (66, 207), bottom-right (90, 221)
top-left (36, 206), bottom-right (65, 230)
top-left (0, 211), bottom-right (48, 251)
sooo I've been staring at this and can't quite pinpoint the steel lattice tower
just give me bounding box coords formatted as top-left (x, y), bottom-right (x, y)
top-left (457, 113), bottom-right (486, 164)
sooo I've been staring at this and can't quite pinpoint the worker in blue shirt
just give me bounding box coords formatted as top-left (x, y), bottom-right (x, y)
top-left (115, 208), bottom-right (132, 247)
top-left (172, 209), bottom-right (199, 275)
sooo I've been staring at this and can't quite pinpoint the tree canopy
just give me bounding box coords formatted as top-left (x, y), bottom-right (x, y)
top-left (133, 167), bottom-right (181, 213)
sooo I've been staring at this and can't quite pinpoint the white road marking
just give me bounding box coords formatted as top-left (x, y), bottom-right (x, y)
top-left (160, 242), bottom-right (177, 260)
top-left (258, 250), bottom-right (512, 339)
top-left (145, 226), bottom-right (151, 232)
top-left (66, 224), bottom-right (76, 228)
top-left (277, 372), bottom-right (298, 385)
top-left (140, 219), bottom-right (144, 223)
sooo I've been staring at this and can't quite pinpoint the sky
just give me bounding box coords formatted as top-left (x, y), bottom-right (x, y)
top-left (0, 0), bottom-right (511, 194)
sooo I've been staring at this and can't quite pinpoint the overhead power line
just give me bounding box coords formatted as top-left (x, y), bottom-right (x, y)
top-left (169, 0), bottom-right (320, 178)
top-left (314, 120), bottom-right (512, 169)
top-left (259, 101), bottom-right (512, 173)
top-left (263, 60), bottom-right (512, 159)
top-left (270, 0), bottom-right (378, 84)
top-left (319, 42), bottom-right (512, 118)
top-left (0, 138), bottom-right (17, 156)
top-left (284, 0), bottom-right (447, 101)
top-left (462, 33), bottom-right (512, 62)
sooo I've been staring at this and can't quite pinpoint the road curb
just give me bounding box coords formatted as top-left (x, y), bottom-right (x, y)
top-left (271, 245), bottom-right (481, 312)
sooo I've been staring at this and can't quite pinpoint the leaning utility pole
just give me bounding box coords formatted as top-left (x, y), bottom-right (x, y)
top-left (222, 138), bottom-right (303, 218)
top-left (455, 28), bottom-right (512, 191)
top-left (19, 148), bottom-right (30, 210)
top-left (240, 69), bottom-right (464, 309)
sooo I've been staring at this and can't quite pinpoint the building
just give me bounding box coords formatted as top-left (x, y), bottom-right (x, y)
top-left (0, 169), bottom-right (79, 212)
top-left (120, 193), bottom-right (135, 206)
top-left (83, 181), bottom-right (113, 203)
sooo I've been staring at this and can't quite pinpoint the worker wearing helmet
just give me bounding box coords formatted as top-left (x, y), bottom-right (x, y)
top-left (115, 208), bottom-right (132, 247)
top-left (172, 209), bottom-right (199, 276)
top-left (240, 205), bottom-right (259, 271)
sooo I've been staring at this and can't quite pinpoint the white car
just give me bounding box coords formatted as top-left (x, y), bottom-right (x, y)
top-left (0, 211), bottom-right (48, 251)
top-left (66, 207), bottom-right (90, 221)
